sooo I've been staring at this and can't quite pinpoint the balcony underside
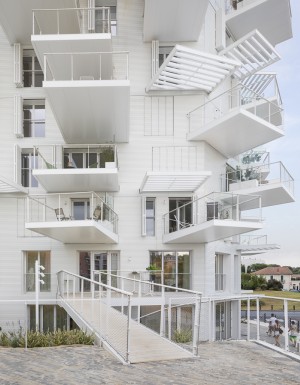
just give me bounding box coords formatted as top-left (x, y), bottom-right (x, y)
top-left (143, 0), bottom-right (209, 42)
top-left (226, 0), bottom-right (292, 46)
top-left (238, 243), bottom-right (280, 256)
top-left (163, 220), bottom-right (263, 244)
top-left (44, 81), bottom-right (130, 143)
top-left (229, 181), bottom-right (295, 207)
top-left (187, 109), bottom-right (283, 158)
top-left (0, 0), bottom-right (75, 44)
top-left (25, 220), bottom-right (118, 244)
top-left (139, 171), bottom-right (211, 193)
top-left (33, 168), bottom-right (119, 193)
top-left (32, 34), bottom-right (112, 73)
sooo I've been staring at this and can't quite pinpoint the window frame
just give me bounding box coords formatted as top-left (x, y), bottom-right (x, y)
top-left (22, 48), bottom-right (44, 88)
top-left (23, 99), bottom-right (46, 138)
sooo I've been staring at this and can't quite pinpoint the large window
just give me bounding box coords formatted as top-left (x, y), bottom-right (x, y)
top-left (23, 49), bottom-right (43, 87)
top-left (28, 305), bottom-right (77, 332)
top-left (215, 253), bottom-right (224, 291)
top-left (95, 2), bottom-right (117, 35)
top-left (21, 150), bottom-right (38, 187)
top-left (169, 198), bottom-right (192, 233)
top-left (25, 251), bottom-right (51, 292)
top-left (23, 99), bottom-right (45, 137)
top-left (149, 251), bottom-right (191, 289)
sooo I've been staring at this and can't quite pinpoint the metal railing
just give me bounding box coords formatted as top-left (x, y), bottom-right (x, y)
top-left (32, 144), bottom-right (118, 170)
top-left (152, 146), bottom-right (198, 172)
top-left (225, 0), bottom-right (251, 14)
top-left (187, 83), bottom-right (284, 134)
top-left (239, 234), bottom-right (268, 246)
top-left (25, 192), bottom-right (118, 234)
top-left (92, 271), bottom-right (202, 355)
top-left (33, 7), bottom-right (113, 35)
top-left (235, 149), bottom-right (270, 168)
top-left (163, 192), bottom-right (262, 234)
top-left (221, 161), bottom-right (294, 197)
top-left (44, 51), bottom-right (129, 82)
top-left (57, 270), bottom-right (132, 363)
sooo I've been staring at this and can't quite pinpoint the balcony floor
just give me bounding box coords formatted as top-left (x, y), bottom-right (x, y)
top-left (26, 220), bottom-right (118, 244)
top-left (163, 219), bottom-right (263, 244)
top-left (187, 108), bottom-right (283, 158)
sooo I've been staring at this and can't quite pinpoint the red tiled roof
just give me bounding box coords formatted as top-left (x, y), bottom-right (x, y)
top-left (252, 266), bottom-right (293, 275)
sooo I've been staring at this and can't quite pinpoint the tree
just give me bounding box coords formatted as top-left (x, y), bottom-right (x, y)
top-left (267, 279), bottom-right (283, 291)
top-left (241, 273), bottom-right (267, 290)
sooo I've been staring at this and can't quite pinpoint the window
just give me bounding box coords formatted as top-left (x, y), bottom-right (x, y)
top-left (146, 198), bottom-right (155, 236)
top-left (95, 2), bottom-right (117, 35)
top-left (25, 251), bottom-right (51, 292)
top-left (72, 199), bottom-right (91, 220)
top-left (169, 198), bottom-right (192, 233)
top-left (159, 46), bottom-right (174, 67)
top-left (28, 305), bottom-right (76, 332)
top-left (215, 254), bottom-right (224, 291)
top-left (149, 251), bottom-right (191, 289)
top-left (23, 49), bottom-right (43, 87)
top-left (21, 150), bottom-right (38, 187)
top-left (23, 99), bottom-right (45, 137)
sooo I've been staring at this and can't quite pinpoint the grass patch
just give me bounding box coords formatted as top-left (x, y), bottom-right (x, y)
top-left (173, 328), bottom-right (192, 343)
top-left (0, 328), bottom-right (95, 348)
top-left (241, 290), bottom-right (300, 311)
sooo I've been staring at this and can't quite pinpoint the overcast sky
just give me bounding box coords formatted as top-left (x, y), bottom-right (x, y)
top-left (254, 0), bottom-right (300, 267)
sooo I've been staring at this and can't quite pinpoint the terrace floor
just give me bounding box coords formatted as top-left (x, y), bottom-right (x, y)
top-left (0, 340), bottom-right (298, 385)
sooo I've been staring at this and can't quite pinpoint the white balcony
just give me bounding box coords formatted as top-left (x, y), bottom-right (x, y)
top-left (140, 146), bottom-right (211, 193)
top-left (0, 0), bottom-right (74, 44)
top-left (31, 144), bottom-right (119, 193)
top-left (225, 0), bottom-right (292, 47)
top-left (222, 161), bottom-right (295, 207)
top-left (162, 192), bottom-right (263, 244)
top-left (25, 192), bottom-right (118, 244)
top-left (42, 51), bottom-right (130, 143)
top-left (187, 84), bottom-right (284, 158)
top-left (219, 30), bottom-right (280, 81)
top-left (237, 234), bottom-right (280, 256)
top-left (143, 0), bottom-right (209, 42)
top-left (147, 45), bottom-right (241, 92)
top-left (31, 8), bottom-right (113, 70)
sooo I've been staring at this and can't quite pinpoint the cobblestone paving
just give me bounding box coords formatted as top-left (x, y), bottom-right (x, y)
top-left (0, 341), bottom-right (299, 385)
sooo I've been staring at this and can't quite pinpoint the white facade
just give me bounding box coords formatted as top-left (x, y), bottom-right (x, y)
top-left (0, 0), bottom-right (294, 347)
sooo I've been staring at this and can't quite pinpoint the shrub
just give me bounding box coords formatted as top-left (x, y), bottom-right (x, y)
top-left (0, 328), bottom-right (95, 348)
top-left (173, 328), bottom-right (192, 343)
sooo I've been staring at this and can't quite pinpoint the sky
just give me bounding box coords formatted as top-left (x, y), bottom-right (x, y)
top-left (253, 0), bottom-right (300, 267)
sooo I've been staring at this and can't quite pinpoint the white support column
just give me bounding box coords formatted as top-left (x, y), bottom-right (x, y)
top-left (247, 298), bottom-right (250, 341)
top-left (284, 299), bottom-right (289, 351)
top-left (256, 298), bottom-right (260, 340)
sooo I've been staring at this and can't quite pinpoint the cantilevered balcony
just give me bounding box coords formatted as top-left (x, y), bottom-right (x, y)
top-left (225, 0), bottom-right (292, 46)
top-left (32, 144), bottom-right (119, 193)
top-left (0, 0), bottom-right (74, 44)
top-left (25, 192), bottom-right (118, 244)
top-left (140, 146), bottom-right (211, 193)
top-left (162, 192), bottom-right (263, 244)
top-left (31, 8), bottom-right (113, 66)
top-left (143, 0), bottom-right (209, 42)
top-left (219, 30), bottom-right (280, 81)
top-left (221, 161), bottom-right (294, 207)
top-left (42, 51), bottom-right (129, 143)
top-left (187, 83), bottom-right (284, 158)
top-left (237, 234), bottom-right (280, 256)
top-left (147, 45), bottom-right (241, 92)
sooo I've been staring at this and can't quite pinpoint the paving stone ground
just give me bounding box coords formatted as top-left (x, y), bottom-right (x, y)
top-left (0, 341), bottom-right (299, 385)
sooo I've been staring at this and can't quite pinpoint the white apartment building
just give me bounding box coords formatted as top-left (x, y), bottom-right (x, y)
top-left (0, 0), bottom-right (295, 362)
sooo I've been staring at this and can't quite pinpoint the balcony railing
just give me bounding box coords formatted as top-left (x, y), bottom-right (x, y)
top-left (33, 7), bottom-right (113, 35)
top-left (221, 161), bottom-right (294, 196)
top-left (215, 274), bottom-right (226, 291)
top-left (187, 83), bottom-right (284, 134)
top-left (234, 149), bottom-right (270, 169)
top-left (239, 234), bottom-right (268, 246)
top-left (32, 144), bottom-right (118, 170)
top-left (163, 192), bottom-right (262, 235)
top-left (25, 191), bottom-right (118, 234)
top-left (44, 51), bottom-right (129, 82)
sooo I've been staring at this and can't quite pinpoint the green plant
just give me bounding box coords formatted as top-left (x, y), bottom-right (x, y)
top-left (146, 264), bottom-right (157, 271)
top-left (173, 328), bottom-right (192, 343)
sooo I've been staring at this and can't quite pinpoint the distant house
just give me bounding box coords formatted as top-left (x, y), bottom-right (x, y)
top-left (252, 266), bottom-right (293, 291)
top-left (291, 275), bottom-right (300, 291)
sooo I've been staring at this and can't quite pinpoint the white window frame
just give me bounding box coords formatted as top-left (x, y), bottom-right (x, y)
top-left (23, 99), bottom-right (46, 138)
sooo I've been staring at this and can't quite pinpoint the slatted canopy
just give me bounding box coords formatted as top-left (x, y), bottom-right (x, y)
top-left (139, 171), bottom-right (211, 193)
top-left (146, 45), bottom-right (241, 92)
top-left (0, 176), bottom-right (28, 194)
top-left (219, 30), bottom-right (281, 80)
top-left (241, 72), bottom-right (281, 102)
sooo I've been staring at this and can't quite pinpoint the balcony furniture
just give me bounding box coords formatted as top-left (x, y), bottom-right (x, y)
top-left (55, 208), bottom-right (71, 221)
top-left (93, 206), bottom-right (102, 221)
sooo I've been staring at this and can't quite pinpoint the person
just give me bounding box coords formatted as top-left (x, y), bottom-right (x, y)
top-left (289, 320), bottom-right (298, 347)
top-left (267, 313), bottom-right (277, 336)
top-left (274, 319), bottom-right (282, 347)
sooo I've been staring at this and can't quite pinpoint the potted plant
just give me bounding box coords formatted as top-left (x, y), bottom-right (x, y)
top-left (146, 264), bottom-right (157, 282)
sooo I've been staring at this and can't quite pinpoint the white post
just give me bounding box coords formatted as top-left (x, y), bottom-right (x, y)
top-left (35, 260), bottom-right (39, 331)
top-left (284, 299), bottom-right (289, 351)
top-left (247, 298), bottom-right (250, 341)
top-left (256, 298), bottom-right (260, 340)
top-left (160, 284), bottom-right (165, 336)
